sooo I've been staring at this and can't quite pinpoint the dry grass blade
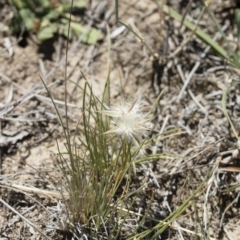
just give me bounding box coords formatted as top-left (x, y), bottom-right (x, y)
top-left (1, 182), bottom-right (68, 199)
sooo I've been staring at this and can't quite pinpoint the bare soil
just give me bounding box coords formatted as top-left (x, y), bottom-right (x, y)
top-left (1, 0), bottom-right (240, 239)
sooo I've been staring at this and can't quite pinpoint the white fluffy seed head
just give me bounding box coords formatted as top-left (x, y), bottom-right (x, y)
top-left (101, 99), bottom-right (150, 142)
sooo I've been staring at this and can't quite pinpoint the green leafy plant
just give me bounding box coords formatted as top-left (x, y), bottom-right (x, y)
top-left (7, 0), bottom-right (104, 44)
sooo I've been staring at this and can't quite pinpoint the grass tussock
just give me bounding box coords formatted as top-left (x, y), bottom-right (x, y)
top-left (52, 79), bottom-right (162, 238)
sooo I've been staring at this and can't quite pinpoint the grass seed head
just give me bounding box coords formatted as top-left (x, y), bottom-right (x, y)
top-left (101, 98), bottom-right (150, 142)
